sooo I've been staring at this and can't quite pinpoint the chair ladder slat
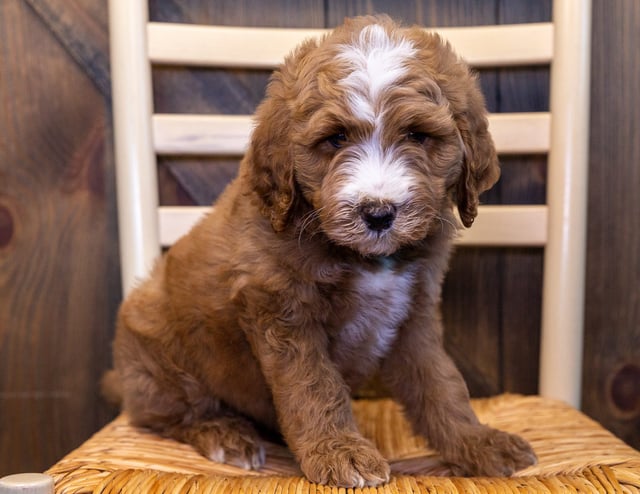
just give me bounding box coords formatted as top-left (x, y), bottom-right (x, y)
top-left (152, 112), bottom-right (550, 156)
top-left (147, 22), bottom-right (553, 69)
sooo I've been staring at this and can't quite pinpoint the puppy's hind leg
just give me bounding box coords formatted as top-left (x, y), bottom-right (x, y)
top-left (166, 413), bottom-right (267, 470)
top-left (116, 335), bottom-right (266, 470)
top-left (127, 369), bottom-right (266, 469)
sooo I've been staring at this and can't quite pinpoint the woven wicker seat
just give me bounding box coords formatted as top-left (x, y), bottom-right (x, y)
top-left (47, 396), bottom-right (640, 493)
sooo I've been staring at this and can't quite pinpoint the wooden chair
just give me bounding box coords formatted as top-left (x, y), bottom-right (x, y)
top-left (46, 0), bottom-right (640, 492)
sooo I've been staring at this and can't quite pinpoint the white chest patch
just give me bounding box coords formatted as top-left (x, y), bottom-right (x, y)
top-left (338, 263), bottom-right (416, 363)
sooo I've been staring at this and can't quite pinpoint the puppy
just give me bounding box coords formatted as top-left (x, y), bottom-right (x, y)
top-left (108, 15), bottom-right (536, 487)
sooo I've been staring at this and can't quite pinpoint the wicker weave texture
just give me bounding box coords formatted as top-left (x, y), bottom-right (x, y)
top-left (89, 466), bottom-right (630, 494)
top-left (47, 395), bottom-right (640, 493)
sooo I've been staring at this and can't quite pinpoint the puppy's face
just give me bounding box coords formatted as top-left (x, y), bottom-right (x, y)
top-left (247, 16), bottom-right (500, 256)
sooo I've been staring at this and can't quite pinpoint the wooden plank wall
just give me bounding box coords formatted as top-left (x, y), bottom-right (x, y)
top-left (0, 0), bottom-right (119, 476)
top-left (583, 0), bottom-right (640, 450)
top-left (0, 0), bottom-right (638, 476)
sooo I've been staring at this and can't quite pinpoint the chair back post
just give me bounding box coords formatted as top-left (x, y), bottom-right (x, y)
top-left (109, 0), bottom-right (160, 296)
top-left (539, 0), bottom-right (592, 408)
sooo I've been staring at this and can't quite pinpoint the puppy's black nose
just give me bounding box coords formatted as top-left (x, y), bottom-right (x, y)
top-left (360, 202), bottom-right (397, 232)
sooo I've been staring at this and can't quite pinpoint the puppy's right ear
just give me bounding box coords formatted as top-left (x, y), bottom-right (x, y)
top-left (242, 38), bottom-right (319, 233)
top-left (244, 90), bottom-right (295, 232)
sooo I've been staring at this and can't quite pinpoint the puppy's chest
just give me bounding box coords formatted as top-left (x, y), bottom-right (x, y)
top-left (329, 263), bottom-right (416, 363)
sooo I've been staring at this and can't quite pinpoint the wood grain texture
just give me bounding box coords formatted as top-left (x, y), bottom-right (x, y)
top-left (583, 0), bottom-right (640, 448)
top-left (24, 0), bottom-right (111, 97)
top-left (325, 0), bottom-right (497, 28)
top-left (0, 0), bottom-right (118, 476)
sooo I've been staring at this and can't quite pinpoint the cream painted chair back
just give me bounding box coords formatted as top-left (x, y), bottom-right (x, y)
top-left (108, 1), bottom-right (591, 408)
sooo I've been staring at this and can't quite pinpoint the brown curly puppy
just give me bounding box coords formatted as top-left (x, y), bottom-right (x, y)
top-left (107, 15), bottom-right (537, 488)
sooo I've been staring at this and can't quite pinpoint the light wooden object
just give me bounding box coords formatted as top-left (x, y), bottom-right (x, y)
top-left (539, 0), bottom-right (592, 409)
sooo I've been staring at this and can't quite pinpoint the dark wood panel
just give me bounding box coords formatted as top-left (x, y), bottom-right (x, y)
top-left (24, 0), bottom-right (111, 97)
top-left (583, 0), bottom-right (640, 448)
top-left (0, 0), bottom-right (117, 476)
top-left (149, 0), bottom-right (325, 27)
top-left (325, 0), bottom-right (497, 27)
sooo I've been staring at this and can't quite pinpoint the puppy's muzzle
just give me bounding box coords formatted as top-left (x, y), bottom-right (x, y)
top-left (359, 201), bottom-right (397, 232)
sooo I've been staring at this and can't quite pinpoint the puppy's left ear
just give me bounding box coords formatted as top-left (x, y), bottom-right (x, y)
top-left (454, 92), bottom-right (500, 227)
top-left (241, 38), bottom-right (319, 232)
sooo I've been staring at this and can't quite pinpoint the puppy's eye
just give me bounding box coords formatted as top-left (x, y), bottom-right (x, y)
top-left (407, 130), bottom-right (429, 145)
top-left (326, 132), bottom-right (348, 149)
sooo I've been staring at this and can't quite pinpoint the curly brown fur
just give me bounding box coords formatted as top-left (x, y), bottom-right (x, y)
top-left (108, 15), bottom-right (535, 487)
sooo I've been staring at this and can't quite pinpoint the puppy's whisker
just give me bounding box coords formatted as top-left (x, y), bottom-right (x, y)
top-left (435, 214), bottom-right (457, 234)
top-left (297, 208), bottom-right (323, 248)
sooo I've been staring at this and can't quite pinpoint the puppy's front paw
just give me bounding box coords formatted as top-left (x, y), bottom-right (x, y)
top-left (447, 426), bottom-right (537, 477)
top-left (300, 433), bottom-right (390, 488)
